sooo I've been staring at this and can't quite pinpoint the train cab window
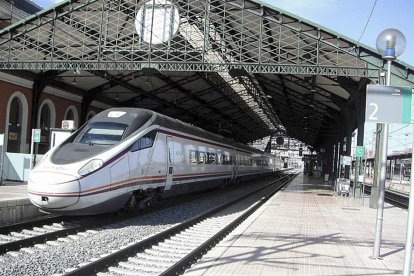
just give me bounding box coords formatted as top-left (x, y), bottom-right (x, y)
top-left (130, 130), bottom-right (157, 152)
top-left (77, 122), bottom-right (128, 146)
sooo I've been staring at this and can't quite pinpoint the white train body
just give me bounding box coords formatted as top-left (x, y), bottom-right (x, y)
top-left (28, 108), bottom-right (283, 215)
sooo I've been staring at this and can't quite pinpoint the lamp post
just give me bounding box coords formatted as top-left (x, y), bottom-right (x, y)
top-left (372, 29), bottom-right (406, 260)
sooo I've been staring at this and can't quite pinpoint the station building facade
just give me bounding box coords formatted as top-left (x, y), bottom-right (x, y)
top-left (0, 72), bottom-right (104, 154)
top-left (0, 1), bottom-right (106, 155)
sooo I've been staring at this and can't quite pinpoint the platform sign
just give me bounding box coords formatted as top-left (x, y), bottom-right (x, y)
top-left (33, 129), bottom-right (41, 143)
top-left (341, 156), bottom-right (352, 166)
top-left (356, 146), bottom-right (365, 158)
top-left (302, 154), bottom-right (318, 161)
top-left (365, 85), bottom-right (412, 124)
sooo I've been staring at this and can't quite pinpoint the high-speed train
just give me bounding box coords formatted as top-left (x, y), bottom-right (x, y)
top-left (28, 108), bottom-right (283, 215)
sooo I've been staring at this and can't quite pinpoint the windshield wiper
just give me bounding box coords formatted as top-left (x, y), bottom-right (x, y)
top-left (84, 133), bottom-right (93, 146)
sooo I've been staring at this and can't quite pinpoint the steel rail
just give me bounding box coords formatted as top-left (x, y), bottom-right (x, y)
top-left (364, 185), bottom-right (408, 209)
top-left (0, 194), bottom-right (200, 255)
top-left (161, 173), bottom-right (297, 275)
top-left (0, 215), bottom-right (63, 235)
top-left (0, 175), bottom-right (280, 255)
top-left (0, 223), bottom-right (88, 254)
top-left (0, 195), bottom-right (194, 254)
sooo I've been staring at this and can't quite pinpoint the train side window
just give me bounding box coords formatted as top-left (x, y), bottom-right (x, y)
top-left (223, 154), bottom-right (230, 165)
top-left (130, 130), bottom-right (157, 152)
top-left (168, 148), bottom-right (173, 163)
top-left (198, 152), bottom-right (206, 164)
top-left (217, 153), bottom-right (223, 164)
top-left (206, 152), bottom-right (217, 164)
top-left (189, 150), bottom-right (197, 164)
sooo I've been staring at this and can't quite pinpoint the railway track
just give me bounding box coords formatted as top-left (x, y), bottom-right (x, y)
top-left (64, 172), bottom-right (298, 275)
top-left (0, 173), bottom-right (294, 275)
top-left (0, 215), bottom-right (106, 255)
top-left (0, 180), bottom-right (242, 257)
top-left (0, 194), bottom-right (208, 257)
top-left (363, 185), bottom-right (409, 208)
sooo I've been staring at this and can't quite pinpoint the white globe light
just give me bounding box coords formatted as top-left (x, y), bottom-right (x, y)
top-left (135, 0), bottom-right (180, 45)
top-left (376, 28), bottom-right (406, 60)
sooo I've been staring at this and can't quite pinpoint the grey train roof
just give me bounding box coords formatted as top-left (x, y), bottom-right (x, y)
top-left (97, 108), bottom-right (264, 154)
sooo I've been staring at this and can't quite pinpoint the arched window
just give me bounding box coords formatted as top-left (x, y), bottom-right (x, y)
top-left (37, 100), bottom-right (56, 154)
top-left (86, 110), bottom-right (96, 121)
top-left (65, 109), bottom-right (74, 120)
top-left (64, 106), bottom-right (79, 129)
top-left (5, 92), bottom-right (28, 153)
top-left (7, 97), bottom-right (22, 152)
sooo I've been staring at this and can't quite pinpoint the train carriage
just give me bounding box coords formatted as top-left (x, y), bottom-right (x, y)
top-left (28, 108), bottom-right (282, 215)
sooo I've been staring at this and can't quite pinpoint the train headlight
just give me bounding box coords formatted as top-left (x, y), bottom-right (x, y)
top-left (78, 159), bottom-right (104, 176)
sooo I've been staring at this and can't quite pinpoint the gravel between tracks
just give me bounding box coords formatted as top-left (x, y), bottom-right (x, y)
top-left (0, 177), bottom-right (279, 276)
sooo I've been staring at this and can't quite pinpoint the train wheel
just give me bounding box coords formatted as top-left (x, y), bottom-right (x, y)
top-left (138, 196), bottom-right (156, 209)
top-left (124, 193), bottom-right (138, 213)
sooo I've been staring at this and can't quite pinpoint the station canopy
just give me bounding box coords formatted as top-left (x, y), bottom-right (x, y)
top-left (0, 0), bottom-right (413, 148)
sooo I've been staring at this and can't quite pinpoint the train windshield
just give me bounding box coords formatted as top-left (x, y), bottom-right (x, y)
top-left (76, 122), bottom-right (128, 146)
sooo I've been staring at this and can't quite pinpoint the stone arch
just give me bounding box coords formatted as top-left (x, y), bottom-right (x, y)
top-left (4, 91), bottom-right (29, 153)
top-left (37, 99), bottom-right (56, 154)
top-left (86, 110), bottom-right (96, 121)
top-left (63, 105), bottom-right (79, 129)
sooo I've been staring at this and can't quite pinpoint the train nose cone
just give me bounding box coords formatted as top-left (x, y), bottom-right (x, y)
top-left (28, 171), bottom-right (80, 209)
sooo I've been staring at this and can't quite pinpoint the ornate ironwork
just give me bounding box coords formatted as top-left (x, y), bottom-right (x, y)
top-left (0, 0), bottom-right (373, 77)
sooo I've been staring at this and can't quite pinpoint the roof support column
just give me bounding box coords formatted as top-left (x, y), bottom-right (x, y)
top-left (31, 71), bottom-right (59, 132)
top-left (80, 90), bottom-right (100, 125)
top-left (354, 79), bottom-right (369, 197)
top-left (338, 138), bottom-right (345, 178)
top-left (345, 127), bottom-right (352, 180)
top-left (344, 106), bottom-right (354, 180)
top-left (264, 135), bottom-right (273, 153)
top-left (333, 141), bottom-right (339, 180)
top-left (325, 143), bottom-right (334, 182)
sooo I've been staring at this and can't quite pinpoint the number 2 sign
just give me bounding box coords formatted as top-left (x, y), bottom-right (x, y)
top-left (365, 85), bottom-right (412, 124)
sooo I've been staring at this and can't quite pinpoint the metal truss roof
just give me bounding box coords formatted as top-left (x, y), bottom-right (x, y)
top-left (0, 0), bottom-right (413, 147)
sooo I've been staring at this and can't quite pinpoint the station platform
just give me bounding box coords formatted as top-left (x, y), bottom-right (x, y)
top-left (184, 173), bottom-right (412, 275)
top-left (0, 181), bottom-right (43, 225)
top-left (0, 181), bottom-right (29, 200)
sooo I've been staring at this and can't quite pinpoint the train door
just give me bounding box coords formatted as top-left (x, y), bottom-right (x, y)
top-left (232, 151), bottom-right (238, 181)
top-left (165, 136), bottom-right (174, 190)
top-left (261, 157), bottom-right (265, 173)
top-left (109, 156), bottom-right (129, 194)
